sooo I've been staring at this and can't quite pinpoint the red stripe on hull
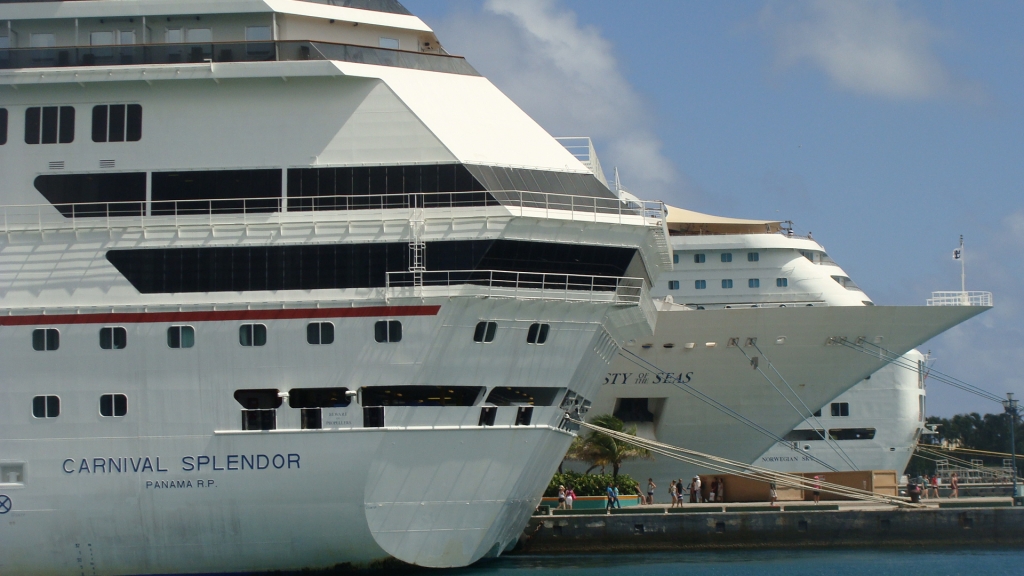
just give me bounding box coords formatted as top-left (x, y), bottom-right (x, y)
top-left (0, 305), bottom-right (441, 326)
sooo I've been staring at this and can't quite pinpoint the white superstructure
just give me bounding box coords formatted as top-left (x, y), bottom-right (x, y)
top-left (586, 204), bottom-right (987, 482)
top-left (0, 1), bottom-right (670, 573)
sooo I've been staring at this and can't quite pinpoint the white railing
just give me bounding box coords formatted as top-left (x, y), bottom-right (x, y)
top-left (926, 291), bottom-right (993, 307)
top-left (385, 269), bottom-right (647, 307)
top-left (0, 190), bottom-right (665, 234)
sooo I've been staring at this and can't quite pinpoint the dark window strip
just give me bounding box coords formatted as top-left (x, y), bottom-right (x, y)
top-left (34, 173), bottom-right (146, 217)
top-left (151, 169), bottom-right (282, 215)
top-left (105, 240), bottom-right (638, 294)
top-left (0, 108), bottom-right (7, 145)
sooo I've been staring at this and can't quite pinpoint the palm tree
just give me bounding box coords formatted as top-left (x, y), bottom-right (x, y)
top-left (563, 414), bottom-right (651, 479)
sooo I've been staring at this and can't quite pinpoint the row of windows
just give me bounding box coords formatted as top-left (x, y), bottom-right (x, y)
top-left (32, 394), bottom-right (127, 419)
top-left (31, 320), bottom-right (555, 350)
top-left (673, 252), bottom-right (760, 265)
top-left (12, 105), bottom-right (142, 145)
top-left (668, 278), bottom-right (789, 291)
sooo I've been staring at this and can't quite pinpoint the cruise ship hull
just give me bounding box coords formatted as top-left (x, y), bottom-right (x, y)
top-left (595, 305), bottom-right (986, 482)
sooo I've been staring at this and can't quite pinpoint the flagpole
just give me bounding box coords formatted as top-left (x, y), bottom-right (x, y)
top-left (960, 235), bottom-right (965, 294)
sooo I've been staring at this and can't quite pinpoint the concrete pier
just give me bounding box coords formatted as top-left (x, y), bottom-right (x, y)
top-left (516, 498), bottom-right (1024, 553)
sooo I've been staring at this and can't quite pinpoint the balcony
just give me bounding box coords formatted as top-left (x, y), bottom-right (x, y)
top-left (0, 40), bottom-right (479, 76)
top-left (926, 291), bottom-right (994, 307)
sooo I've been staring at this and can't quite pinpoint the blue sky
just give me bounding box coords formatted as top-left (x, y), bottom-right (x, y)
top-left (403, 0), bottom-right (1024, 417)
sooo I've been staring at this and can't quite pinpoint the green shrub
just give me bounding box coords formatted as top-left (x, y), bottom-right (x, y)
top-left (544, 471), bottom-right (639, 497)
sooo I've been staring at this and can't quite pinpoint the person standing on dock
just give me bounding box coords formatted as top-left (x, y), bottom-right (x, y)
top-left (692, 476), bottom-right (702, 503)
top-left (718, 478), bottom-right (726, 503)
top-left (769, 481), bottom-right (778, 507)
top-left (565, 486), bottom-right (575, 510)
top-left (677, 479), bottom-right (685, 506)
top-left (647, 478), bottom-right (656, 505)
top-left (813, 475), bottom-right (822, 504)
top-left (929, 474), bottom-right (940, 499)
top-left (612, 484), bottom-right (621, 508)
top-left (557, 485), bottom-right (566, 510)
top-left (950, 473), bottom-right (959, 498)
top-left (606, 483), bottom-right (616, 510)
top-left (669, 480), bottom-right (678, 507)
top-left (709, 478), bottom-right (717, 503)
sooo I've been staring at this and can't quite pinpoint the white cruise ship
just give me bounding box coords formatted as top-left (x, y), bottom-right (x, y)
top-left (588, 205), bottom-right (988, 482)
top-left (0, 1), bottom-right (671, 573)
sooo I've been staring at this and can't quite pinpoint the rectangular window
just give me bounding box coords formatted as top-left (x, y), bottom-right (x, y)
top-left (32, 328), bottom-right (59, 351)
top-left (32, 395), bottom-right (60, 418)
top-left (306, 321), bottom-right (335, 345)
top-left (99, 393), bottom-right (128, 417)
top-left (673, 253), bottom-right (679, 264)
top-left (245, 26), bottom-right (272, 41)
top-left (379, 37), bottom-right (400, 49)
top-left (374, 320), bottom-right (402, 343)
top-left (747, 252), bottom-right (760, 262)
top-left (828, 428), bottom-right (875, 441)
top-left (99, 326), bottom-right (127, 350)
top-left (239, 324), bottom-right (267, 347)
top-left (185, 28), bottom-right (212, 43)
top-left (25, 106), bottom-right (74, 144)
top-left (473, 321), bottom-right (497, 343)
top-left (748, 279), bottom-right (760, 288)
top-left (165, 29), bottom-right (183, 43)
top-left (119, 31), bottom-right (136, 45)
top-left (0, 108), bottom-right (7, 145)
top-left (167, 325), bottom-right (195, 349)
top-left (90, 31), bottom-right (114, 46)
top-left (668, 280), bottom-right (680, 290)
top-left (830, 402), bottom-right (850, 417)
top-left (695, 280), bottom-right (706, 290)
top-left (693, 253), bottom-right (706, 264)
top-left (777, 278), bottom-right (788, 287)
top-left (721, 253), bottom-right (732, 263)
top-left (92, 104), bottom-right (142, 143)
top-left (527, 322), bottom-right (550, 345)
top-left (722, 279), bottom-right (733, 289)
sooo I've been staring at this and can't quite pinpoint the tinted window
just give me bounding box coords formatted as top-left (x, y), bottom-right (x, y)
top-left (362, 385), bottom-right (483, 407)
top-left (0, 108), bottom-right (7, 145)
top-left (239, 324), bottom-right (267, 347)
top-left (33, 395), bottom-right (60, 418)
top-left (92, 104), bottom-right (143, 142)
top-left (25, 106), bottom-right (74, 144)
top-left (34, 173), bottom-right (146, 217)
top-left (721, 279), bottom-right (733, 289)
top-left (748, 252), bottom-right (759, 262)
top-left (99, 327), bottom-right (127, 349)
top-left (668, 280), bottom-right (679, 290)
top-left (287, 164), bottom-right (489, 211)
top-left (151, 169), bottom-right (282, 215)
top-left (673, 253), bottom-right (679, 264)
top-left (374, 320), bottom-right (401, 343)
top-left (695, 280), bottom-right (706, 290)
top-left (167, 326), bottom-right (195, 348)
top-left (32, 328), bottom-right (59, 351)
top-left (526, 323), bottom-right (549, 345)
top-left (829, 428), bottom-right (876, 441)
top-left (289, 387), bottom-right (351, 408)
top-left (485, 386), bottom-right (563, 406)
top-left (306, 321), bottom-right (335, 345)
top-left (100, 393), bottom-right (128, 417)
top-left (694, 254), bottom-right (705, 264)
top-left (830, 402), bottom-right (850, 417)
top-left (777, 278), bottom-right (788, 287)
top-left (721, 253), bottom-right (732, 263)
top-left (783, 429), bottom-right (826, 442)
top-left (473, 321), bottom-right (497, 343)
top-left (748, 279), bottom-right (760, 288)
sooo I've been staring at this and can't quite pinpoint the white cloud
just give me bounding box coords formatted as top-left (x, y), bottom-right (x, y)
top-left (429, 0), bottom-right (681, 200)
top-left (759, 0), bottom-right (959, 100)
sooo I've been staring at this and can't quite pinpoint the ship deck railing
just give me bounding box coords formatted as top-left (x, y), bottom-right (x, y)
top-left (0, 190), bottom-right (666, 233)
top-left (385, 270), bottom-right (650, 309)
top-left (0, 39), bottom-right (479, 75)
top-left (926, 291), bottom-right (994, 307)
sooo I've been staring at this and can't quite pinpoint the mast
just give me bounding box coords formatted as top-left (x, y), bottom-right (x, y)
top-left (960, 235), bottom-right (965, 294)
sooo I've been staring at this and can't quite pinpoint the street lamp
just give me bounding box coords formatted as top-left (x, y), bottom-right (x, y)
top-left (1003, 393), bottom-right (1019, 505)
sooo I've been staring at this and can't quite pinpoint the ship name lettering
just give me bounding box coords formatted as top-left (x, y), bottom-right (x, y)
top-left (145, 479), bottom-right (217, 489)
top-left (181, 454), bottom-right (300, 471)
top-left (604, 373), bottom-right (633, 385)
top-left (652, 372), bottom-right (694, 384)
top-left (63, 457), bottom-right (167, 474)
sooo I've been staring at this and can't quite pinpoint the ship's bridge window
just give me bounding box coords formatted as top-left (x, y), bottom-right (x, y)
top-left (721, 253), bottom-right (733, 263)
top-left (379, 37), bottom-right (400, 50)
top-left (828, 428), bottom-right (876, 441)
top-left (485, 387), bottom-right (564, 407)
top-left (167, 325), bottom-right (195, 349)
top-left (830, 402), bottom-right (850, 417)
top-left (362, 386), bottom-right (484, 407)
top-left (234, 389), bottom-right (281, 431)
top-left (831, 275), bottom-right (861, 291)
top-left (694, 253), bottom-right (705, 263)
top-left (25, 106), bottom-right (75, 145)
top-left (0, 108), bottom-right (7, 145)
top-left (527, 323), bottom-right (550, 345)
top-left (99, 327), bottom-right (127, 350)
top-left (374, 320), bottom-right (402, 343)
top-left (99, 394), bottom-right (128, 417)
top-left (307, 321), bottom-right (335, 345)
top-left (32, 395), bottom-right (60, 418)
top-left (32, 328), bottom-right (59, 351)
top-left (239, 324), bottom-right (267, 347)
top-left (473, 321), bottom-right (497, 343)
top-left (777, 277), bottom-right (788, 287)
top-left (92, 104), bottom-right (142, 143)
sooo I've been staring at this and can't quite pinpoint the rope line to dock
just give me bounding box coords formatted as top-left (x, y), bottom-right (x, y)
top-left (570, 418), bottom-right (921, 508)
